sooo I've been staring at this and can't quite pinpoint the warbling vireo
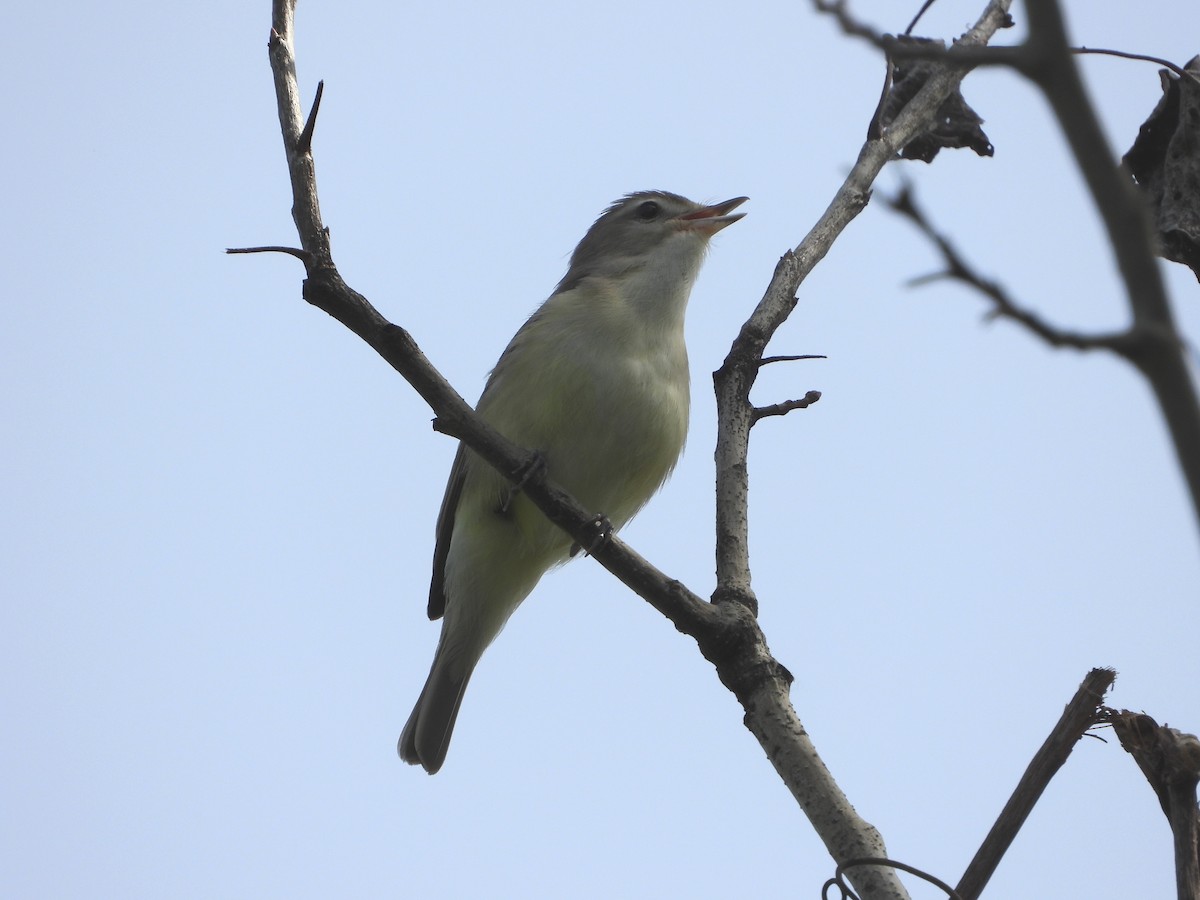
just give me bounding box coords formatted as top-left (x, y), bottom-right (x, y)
top-left (398, 191), bottom-right (747, 773)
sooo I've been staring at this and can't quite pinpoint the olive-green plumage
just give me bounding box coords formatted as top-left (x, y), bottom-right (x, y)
top-left (398, 191), bottom-right (746, 773)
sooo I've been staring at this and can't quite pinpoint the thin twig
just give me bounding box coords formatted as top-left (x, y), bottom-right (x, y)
top-left (297, 79), bottom-right (324, 156)
top-left (814, 0), bottom-right (1024, 72)
top-left (752, 391), bottom-right (822, 423)
top-left (1075, 46), bottom-right (1197, 81)
top-left (760, 354), bottom-right (827, 366)
top-left (226, 245), bottom-right (311, 261)
top-left (904, 0), bottom-right (940, 37)
top-left (816, 4), bottom-right (1196, 86)
top-left (883, 183), bottom-right (1136, 355)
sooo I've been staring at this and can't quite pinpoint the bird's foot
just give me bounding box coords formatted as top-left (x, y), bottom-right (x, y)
top-left (499, 451), bottom-right (547, 515)
top-left (571, 514), bottom-right (613, 558)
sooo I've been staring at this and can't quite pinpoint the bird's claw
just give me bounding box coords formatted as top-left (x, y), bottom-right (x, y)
top-left (570, 514), bottom-right (613, 558)
top-left (499, 451), bottom-right (547, 515)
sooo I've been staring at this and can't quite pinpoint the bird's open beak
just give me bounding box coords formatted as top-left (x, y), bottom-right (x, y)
top-left (676, 196), bottom-right (749, 235)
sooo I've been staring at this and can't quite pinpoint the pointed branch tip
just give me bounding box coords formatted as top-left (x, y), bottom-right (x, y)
top-left (760, 354), bottom-right (828, 367)
top-left (226, 245), bottom-right (311, 262)
top-left (298, 79), bottom-right (325, 155)
top-left (751, 391), bottom-right (823, 424)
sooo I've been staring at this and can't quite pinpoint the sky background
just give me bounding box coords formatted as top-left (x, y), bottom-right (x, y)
top-left (3, 1), bottom-right (1198, 897)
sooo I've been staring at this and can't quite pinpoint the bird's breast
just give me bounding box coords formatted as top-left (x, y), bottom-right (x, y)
top-left (548, 338), bottom-right (688, 524)
top-left (479, 320), bottom-right (689, 531)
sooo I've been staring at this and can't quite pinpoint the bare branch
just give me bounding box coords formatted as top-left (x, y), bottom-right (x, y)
top-left (1013, 2), bottom-right (1200, 532)
top-left (752, 391), bottom-right (822, 424)
top-left (824, 0), bottom-right (1200, 533)
top-left (760, 354), bottom-right (827, 366)
top-left (297, 79), bottom-right (324, 156)
top-left (1109, 710), bottom-right (1200, 900)
top-left (268, 4), bottom-right (328, 262)
top-left (955, 668), bottom-right (1117, 900)
top-left (715, 0), bottom-right (1014, 609)
top-left (904, 0), bottom-right (939, 37)
top-left (226, 245), bottom-right (310, 261)
top-left (716, 0), bottom-right (1014, 624)
top-left (813, 0), bottom-right (1025, 71)
top-left (815, 5), bottom-right (1200, 88)
top-left (883, 183), bottom-right (1137, 355)
top-left (1075, 47), bottom-right (1198, 82)
top-left (711, 6), bottom-right (1015, 899)
top-left (252, 1), bottom-right (730, 640)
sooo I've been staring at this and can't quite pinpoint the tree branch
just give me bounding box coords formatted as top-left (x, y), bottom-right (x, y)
top-left (751, 391), bottom-right (823, 424)
top-left (814, 0), bottom-right (1025, 72)
top-left (260, 0), bottom-right (725, 639)
top-left (883, 183), bottom-right (1138, 355)
top-left (226, 244), bottom-right (310, 260)
top-left (955, 668), bottom-right (1117, 900)
top-left (718, 0), bottom-right (1015, 615)
top-left (1019, 1), bottom-right (1200, 535)
top-left (705, 5), bottom-right (1016, 898)
top-left (1109, 710), bottom-right (1200, 900)
top-left (819, 0), bottom-right (1200, 533)
top-left (1075, 47), bottom-right (1199, 82)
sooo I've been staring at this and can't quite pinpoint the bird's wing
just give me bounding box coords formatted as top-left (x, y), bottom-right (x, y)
top-left (427, 443), bottom-right (467, 620)
top-left (425, 313), bottom-right (535, 620)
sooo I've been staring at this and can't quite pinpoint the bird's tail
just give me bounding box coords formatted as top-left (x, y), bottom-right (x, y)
top-left (397, 650), bottom-right (475, 774)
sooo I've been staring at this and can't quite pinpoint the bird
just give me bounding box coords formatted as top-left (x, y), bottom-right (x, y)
top-left (398, 190), bottom-right (747, 773)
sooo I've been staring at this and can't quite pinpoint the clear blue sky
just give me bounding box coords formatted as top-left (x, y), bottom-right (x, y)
top-left (3, 1), bottom-right (1198, 897)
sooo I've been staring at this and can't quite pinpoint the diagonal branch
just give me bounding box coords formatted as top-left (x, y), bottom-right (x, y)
top-left (883, 183), bottom-right (1137, 355)
top-left (258, 0), bottom-right (721, 639)
top-left (955, 668), bottom-right (1116, 900)
top-left (715, 0), bottom-right (1014, 615)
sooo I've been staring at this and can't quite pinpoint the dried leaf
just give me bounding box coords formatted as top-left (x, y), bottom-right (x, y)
top-left (1123, 55), bottom-right (1200, 281)
top-left (880, 36), bottom-right (995, 163)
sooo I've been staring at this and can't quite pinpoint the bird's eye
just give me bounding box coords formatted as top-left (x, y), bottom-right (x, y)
top-left (635, 200), bottom-right (660, 221)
